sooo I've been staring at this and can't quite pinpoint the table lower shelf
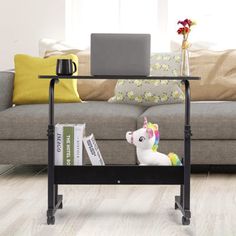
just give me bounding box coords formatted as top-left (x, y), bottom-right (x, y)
top-left (54, 165), bottom-right (184, 185)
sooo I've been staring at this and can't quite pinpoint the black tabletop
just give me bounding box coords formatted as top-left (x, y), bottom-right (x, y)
top-left (39, 75), bottom-right (200, 80)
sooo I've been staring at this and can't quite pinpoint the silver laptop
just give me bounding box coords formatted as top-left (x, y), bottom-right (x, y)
top-left (91, 33), bottom-right (150, 76)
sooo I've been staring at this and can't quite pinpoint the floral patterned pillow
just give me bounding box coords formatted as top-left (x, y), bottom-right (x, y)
top-left (109, 53), bottom-right (184, 106)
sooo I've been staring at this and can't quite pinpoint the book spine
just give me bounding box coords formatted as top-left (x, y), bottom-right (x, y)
top-left (74, 124), bottom-right (85, 166)
top-left (55, 124), bottom-right (63, 165)
top-left (63, 126), bottom-right (74, 166)
top-left (91, 135), bottom-right (105, 165)
top-left (83, 134), bottom-right (105, 166)
top-left (74, 126), bottom-right (79, 166)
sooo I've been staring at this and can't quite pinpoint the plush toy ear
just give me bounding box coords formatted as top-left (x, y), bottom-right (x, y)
top-left (143, 117), bottom-right (148, 128)
top-left (146, 128), bottom-right (154, 139)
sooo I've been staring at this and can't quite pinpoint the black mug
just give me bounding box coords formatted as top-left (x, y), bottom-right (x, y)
top-left (56, 59), bottom-right (77, 76)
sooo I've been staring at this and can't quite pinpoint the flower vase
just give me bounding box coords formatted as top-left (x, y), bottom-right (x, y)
top-left (180, 44), bottom-right (190, 76)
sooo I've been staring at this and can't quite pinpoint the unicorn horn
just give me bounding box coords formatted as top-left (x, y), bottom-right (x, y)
top-left (143, 117), bottom-right (148, 128)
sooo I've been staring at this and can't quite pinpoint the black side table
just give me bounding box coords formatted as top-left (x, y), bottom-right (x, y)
top-left (39, 75), bottom-right (200, 225)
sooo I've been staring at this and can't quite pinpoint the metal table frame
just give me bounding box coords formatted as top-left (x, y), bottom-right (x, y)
top-left (39, 75), bottom-right (200, 225)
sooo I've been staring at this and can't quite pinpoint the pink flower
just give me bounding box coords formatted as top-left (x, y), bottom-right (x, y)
top-left (178, 20), bottom-right (188, 26)
top-left (177, 19), bottom-right (196, 49)
top-left (184, 19), bottom-right (192, 27)
top-left (178, 18), bottom-right (195, 27)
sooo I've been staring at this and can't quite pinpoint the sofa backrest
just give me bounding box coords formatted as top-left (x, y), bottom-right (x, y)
top-left (0, 71), bottom-right (14, 111)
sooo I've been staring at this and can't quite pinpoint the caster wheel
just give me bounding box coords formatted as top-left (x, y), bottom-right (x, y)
top-left (182, 216), bottom-right (190, 225)
top-left (47, 216), bottom-right (55, 225)
top-left (58, 202), bottom-right (63, 209)
top-left (175, 203), bottom-right (178, 210)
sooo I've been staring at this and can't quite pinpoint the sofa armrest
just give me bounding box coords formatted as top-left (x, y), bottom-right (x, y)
top-left (0, 71), bottom-right (14, 111)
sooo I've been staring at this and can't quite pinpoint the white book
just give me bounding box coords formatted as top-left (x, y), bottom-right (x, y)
top-left (91, 135), bottom-right (103, 164)
top-left (74, 124), bottom-right (86, 165)
top-left (83, 134), bottom-right (105, 166)
top-left (55, 124), bottom-right (63, 166)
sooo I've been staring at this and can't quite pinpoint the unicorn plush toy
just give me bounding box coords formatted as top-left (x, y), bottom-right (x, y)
top-left (126, 117), bottom-right (182, 166)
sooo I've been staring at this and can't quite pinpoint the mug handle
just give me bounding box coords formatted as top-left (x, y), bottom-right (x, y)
top-left (72, 61), bottom-right (77, 74)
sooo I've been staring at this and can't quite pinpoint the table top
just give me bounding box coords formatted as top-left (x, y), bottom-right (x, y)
top-left (39, 75), bottom-right (201, 80)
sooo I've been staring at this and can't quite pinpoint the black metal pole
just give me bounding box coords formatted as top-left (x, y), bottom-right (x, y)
top-left (47, 78), bottom-right (57, 224)
top-left (183, 80), bottom-right (191, 214)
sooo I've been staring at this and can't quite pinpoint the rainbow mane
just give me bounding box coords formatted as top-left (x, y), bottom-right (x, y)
top-left (147, 122), bottom-right (159, 152)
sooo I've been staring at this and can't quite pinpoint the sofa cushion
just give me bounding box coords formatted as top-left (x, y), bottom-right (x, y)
top-left (1, 139), bottom-right (236, 165)
top-left (138, 101), bottom-right (236, 140)
top-left (0, 140), bottom-right (136, 165)
top-left (189, 49), bottom-right (236, 101)
top-left (0, 102), bottom-right (146, 140)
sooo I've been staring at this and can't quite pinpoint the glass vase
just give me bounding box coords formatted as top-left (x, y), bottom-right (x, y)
top-left (180, 48), bottom-right (190, 76)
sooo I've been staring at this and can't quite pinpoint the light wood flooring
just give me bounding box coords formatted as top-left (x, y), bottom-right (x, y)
top-left (0, 165), bottom-right (235, 236)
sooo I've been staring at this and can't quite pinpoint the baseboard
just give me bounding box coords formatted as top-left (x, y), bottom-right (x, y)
top-left (191, 164), bottom-right (236, 173)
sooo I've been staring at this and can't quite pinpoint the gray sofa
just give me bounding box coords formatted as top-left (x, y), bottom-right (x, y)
top-left (1, 71), bottom-right (236, 165)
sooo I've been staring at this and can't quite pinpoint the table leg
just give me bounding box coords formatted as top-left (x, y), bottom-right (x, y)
top-left (47, 78), bottom-right (58, 225)
top-left (183, 80), bottom-right (191, 224)
top-left (175, 80), bottom-right (191, 225)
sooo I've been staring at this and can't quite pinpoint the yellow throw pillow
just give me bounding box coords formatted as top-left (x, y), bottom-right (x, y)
top-left (13, 54), bottom-right (81, 104)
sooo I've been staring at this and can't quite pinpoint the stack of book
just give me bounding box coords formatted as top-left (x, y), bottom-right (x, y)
top-left (54, 124), bottom-right (105, 166)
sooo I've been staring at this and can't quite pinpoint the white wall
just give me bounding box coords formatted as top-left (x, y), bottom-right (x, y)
top-left (0, 0), bottom-right (65, 70)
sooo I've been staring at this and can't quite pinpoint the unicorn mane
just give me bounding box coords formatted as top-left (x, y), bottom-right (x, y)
top-left (147, 122), bottom-right (159, 152)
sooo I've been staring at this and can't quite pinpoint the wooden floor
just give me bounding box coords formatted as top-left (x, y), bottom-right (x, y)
top-left (0, 165), bottom-right (235, 236)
